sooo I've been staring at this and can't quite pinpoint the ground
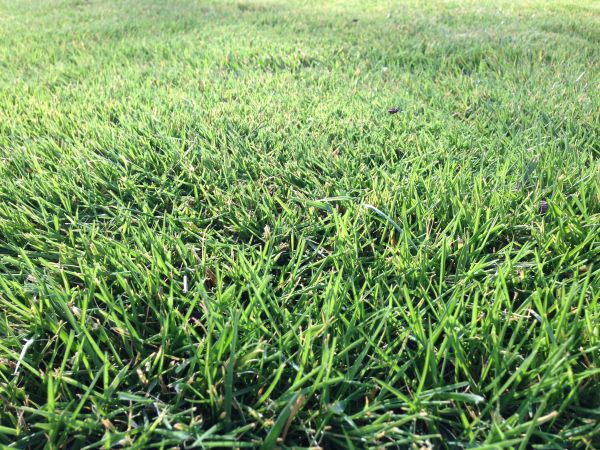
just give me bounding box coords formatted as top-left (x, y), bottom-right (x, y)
top-left (0, 0), bottom-right (599, 448)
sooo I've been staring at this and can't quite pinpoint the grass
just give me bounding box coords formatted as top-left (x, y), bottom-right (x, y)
top-left (0, 0), bottom-right (599, 447)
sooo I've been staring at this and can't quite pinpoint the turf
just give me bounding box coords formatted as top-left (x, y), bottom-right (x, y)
top-left (0, 0), bottom-right (599, 448)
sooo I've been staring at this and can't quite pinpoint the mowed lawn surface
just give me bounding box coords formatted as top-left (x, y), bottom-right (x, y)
top-left (0, 0), bottom-right (599, 448)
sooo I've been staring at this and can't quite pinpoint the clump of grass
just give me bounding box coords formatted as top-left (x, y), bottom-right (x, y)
top-left (0, 0), bottom-right (599, 448)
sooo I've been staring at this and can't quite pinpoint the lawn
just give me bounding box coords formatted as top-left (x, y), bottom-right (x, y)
top-left (0, 0), bottom-right (599, 448)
